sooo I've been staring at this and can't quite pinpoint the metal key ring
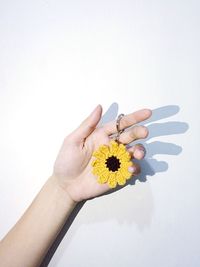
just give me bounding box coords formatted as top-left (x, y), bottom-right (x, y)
top-left (115, 113), bottom-right (125, 142)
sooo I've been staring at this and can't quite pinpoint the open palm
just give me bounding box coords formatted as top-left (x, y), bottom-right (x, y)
top-left (53, 105), bottom-right (152, 202)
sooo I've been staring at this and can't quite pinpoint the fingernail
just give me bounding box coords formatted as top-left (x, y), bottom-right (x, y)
top-left (139, 147), bottom-right (146, 157)
top-left (128, 166), bottom-right (136, 173)
top-left (139, 149), bottom-right (145, 156)
top-left (91, 104), bottom-right (101, 114)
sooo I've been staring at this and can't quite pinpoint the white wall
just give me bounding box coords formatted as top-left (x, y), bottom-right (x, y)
top-left (0, 1), bottom-right (199, 266)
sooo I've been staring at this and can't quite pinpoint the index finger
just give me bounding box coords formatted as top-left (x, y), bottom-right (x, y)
top-left (103, 109), bottom-right (152, 135)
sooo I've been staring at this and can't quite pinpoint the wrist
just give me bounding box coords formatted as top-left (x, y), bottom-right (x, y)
top-left (48, 175), bottom-right (78, 208)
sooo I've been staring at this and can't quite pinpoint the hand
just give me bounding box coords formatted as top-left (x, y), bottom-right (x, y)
top-left (52, 105), bottom-right (152, 203)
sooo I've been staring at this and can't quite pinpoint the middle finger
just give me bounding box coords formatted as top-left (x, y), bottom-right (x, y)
top-left (118, 125), bottom-right (148, 144)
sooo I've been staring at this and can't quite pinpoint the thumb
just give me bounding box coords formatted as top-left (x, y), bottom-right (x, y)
top-left (72, 104), bottom-right (103, 143)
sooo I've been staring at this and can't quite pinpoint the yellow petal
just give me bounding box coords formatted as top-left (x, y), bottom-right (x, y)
top-left (120, 151), bottom-right (131, 161)
top-left (120, 168), bottom-right (132, 179)
top-left (92, 150), bottom-right (106, 160)
top-left (117, 144), bottom-right (127, 156)
top-left (120, 161), bottom-right (133, 169)
top-left (92, 158), bottom-right (106, 167)
top-left (92, 159), bottom-right (100, 167)
top-left (116, 171), bottom-right (126, 185)
top-left (110, 141), bottom-right (119, 156)
top-left (92, 167), bottom-right (101, 175)
top-left (92, 164), bottom-right (106, 175)
top-left (107, 172), bottom-right (117, 188)
top-left (98, 145), bottom-right (109, 157)
top-left (98, 171), bottom-right (109, 184)
top-left (110, 140), bottom-right (118, 147)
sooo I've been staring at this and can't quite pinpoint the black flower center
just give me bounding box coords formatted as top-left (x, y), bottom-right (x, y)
top-left (106, 156), bottom-right (121, 172)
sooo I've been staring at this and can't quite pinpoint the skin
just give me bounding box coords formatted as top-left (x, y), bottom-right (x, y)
top-left (0, 105), bottom-right (152, 267)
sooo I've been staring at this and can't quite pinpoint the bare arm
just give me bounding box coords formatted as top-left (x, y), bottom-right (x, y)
top-left (0, 176), bottom-right (76, 267)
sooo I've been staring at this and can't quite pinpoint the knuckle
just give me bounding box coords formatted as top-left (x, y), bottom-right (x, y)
top-left (143, 127), bottom-right (149, 138)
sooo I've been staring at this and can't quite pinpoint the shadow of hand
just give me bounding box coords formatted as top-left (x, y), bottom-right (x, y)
top-left (130, 105), bottom-right (189, 184)
top-left (101, 104), bottom-right (189, 192)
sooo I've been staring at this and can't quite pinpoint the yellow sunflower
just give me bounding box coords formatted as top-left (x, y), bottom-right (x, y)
top-left (92, 141), bottom-right (134, 188)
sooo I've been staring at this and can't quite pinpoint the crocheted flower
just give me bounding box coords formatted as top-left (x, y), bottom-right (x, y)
top-left (92, 141), bottom-right (133, 188)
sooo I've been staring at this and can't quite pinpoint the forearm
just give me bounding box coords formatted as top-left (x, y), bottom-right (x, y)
top-left (0, 175), bottom-right (77, 267)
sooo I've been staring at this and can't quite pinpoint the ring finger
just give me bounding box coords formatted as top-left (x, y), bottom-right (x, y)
top-left (128, 143), bottom-right (146, 160)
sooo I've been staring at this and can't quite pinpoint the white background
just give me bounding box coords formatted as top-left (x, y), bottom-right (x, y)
top-left (0, 1), bottom-right (199, 266)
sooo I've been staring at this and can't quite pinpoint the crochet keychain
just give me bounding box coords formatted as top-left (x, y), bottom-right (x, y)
top-left (92, 114), bottom-right (134, 188)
